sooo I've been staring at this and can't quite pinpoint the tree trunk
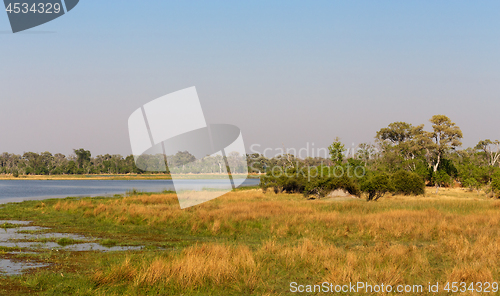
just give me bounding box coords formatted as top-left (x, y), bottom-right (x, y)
top-left (434, 153), bottom-right (441, 193)
top-left (433, 153), bottom-right (441, 173)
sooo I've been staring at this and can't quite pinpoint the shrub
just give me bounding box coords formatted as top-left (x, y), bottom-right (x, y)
top-left (259, 167), bottom-right (307, 194)
top-left (360, 171), bottom-right (394, 201)
top-left (392, 170), bottom-right (425, 195)
top-left (57, 237), bottom-right (78, 246)
top-left (491, 174), bottom-right (500, 199)
top-left (303, 166), bottom-right (360, 198)
top-left (432, 170), bottom-right (453, 187)
top-left (462, 178), bottom-right (480, 192)
top-left (260, 165), bottom-right (360, 198)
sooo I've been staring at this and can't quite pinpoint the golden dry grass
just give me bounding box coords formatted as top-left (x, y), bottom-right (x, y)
top-left (93, 244), bottom-right (258, 290)
top-left (50, 189), bottom-right (500, 295)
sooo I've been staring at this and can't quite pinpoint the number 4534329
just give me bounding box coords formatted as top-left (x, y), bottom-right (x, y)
top-left (443, 282), bottom-right (498, 293)
top-left (5, 3), bottom-right (62, 14)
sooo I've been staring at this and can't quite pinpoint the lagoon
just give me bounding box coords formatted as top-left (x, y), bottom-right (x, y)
top-left (0, 179), bottom-right (260, 204)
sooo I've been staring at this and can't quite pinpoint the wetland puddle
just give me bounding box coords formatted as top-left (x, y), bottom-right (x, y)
top-left (0, 259), bottom-right (49, 275)
top-left (0, 220), bottom-right (143, 276)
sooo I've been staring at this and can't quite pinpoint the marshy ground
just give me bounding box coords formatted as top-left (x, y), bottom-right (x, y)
top-left (0, 187), bottom-right (499, 295)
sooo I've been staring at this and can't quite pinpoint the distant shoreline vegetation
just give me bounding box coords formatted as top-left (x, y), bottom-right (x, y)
top-left (0, 149), bottom-right (254, 178)
top-left (1, 114), bottom-right (500, 199)
top-left (0, 150), bottom-right (143, 177)
top-left (0, 174), bottom-right (258, 181)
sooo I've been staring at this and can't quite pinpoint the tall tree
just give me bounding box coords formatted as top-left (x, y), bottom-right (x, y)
top-left (475, 139), bottom-right (500, 167)
top-left (375, 122), bottom-right (427, 171)
top-left (376, 122), bottom-right (415, 145)
top-left (427, 115), bottom-right (463, 173)
top-left (74, 149), bottom-right (91, 169)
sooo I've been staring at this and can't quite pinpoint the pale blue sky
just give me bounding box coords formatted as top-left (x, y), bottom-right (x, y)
top-left (1, 1), bottom-right (499, 156)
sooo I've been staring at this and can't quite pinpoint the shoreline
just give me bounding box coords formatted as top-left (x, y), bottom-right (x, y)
top-left (0, 179), bottom-right (261, 205)
top-left (0, 173), bottom-right (262, 181)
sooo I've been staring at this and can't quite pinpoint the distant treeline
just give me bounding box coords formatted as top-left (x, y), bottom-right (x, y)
top-left (0, 149), bottom-right (254, 176)
top-left (2, 114), bottom-right (500, 200)
top-left (0, 149), bottom-right (335, 177)
top-left (0, 149), bottom-right (140, 176)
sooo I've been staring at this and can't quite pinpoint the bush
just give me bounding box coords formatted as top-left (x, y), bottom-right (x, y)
top-left (432, 170), bottom-right (453, 187)
top-left (303, 166), bottom-right (360, 198)
top-left (261, 166), bottom-right (428, 201)
top-left (392, 170), bottom-right (425, 195)
top-left (361, 171), bottom-right (394, 201)
top-left (462, 178), bottom-right (480, 191)
top-left (260, 165), bottom-right (360, 198)
top-left (491, 174), bottom-right (500, 199)
top-left (259, 167), bottom-right (307, 194)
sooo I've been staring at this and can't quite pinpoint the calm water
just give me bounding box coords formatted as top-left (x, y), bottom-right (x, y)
top-left (0, 179), bottom-right (260, 204)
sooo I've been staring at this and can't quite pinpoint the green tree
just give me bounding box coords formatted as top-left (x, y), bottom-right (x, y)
top-left (74, 149), bottom-right (91, 169)
top-left (376, 122), bottom-right (416, 145)
top-left (427, 115), bottom-right (463, 174)
top-left (66, 161), bottom-right (77, 174)
top-left (475, 139), bottom-right (500, 167)
top-left (376, 122), bottom-right (428, 172)
top-left (328, 137), bottom-right (346, 165)
top-left (169, 151), bottom-right (196, 170)
top-left (22, 152), bottom-right (52, 175)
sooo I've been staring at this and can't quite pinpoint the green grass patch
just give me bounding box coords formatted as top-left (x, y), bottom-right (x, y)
top-left (99, 239), bottom-right (118, 247)
top-left (0, 222), bottom-right (21, 229)
top-left (56, 238), bottom-right (80, 246)
top-left (0, 246), bottom-right (22, 252)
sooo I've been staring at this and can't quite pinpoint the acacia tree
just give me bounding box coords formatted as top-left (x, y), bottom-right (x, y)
top-left (376, 122), bottom-right (415, 145)
top-left (427, 115), bottom-right (463, 173)
top-left (375, 122), bottom-right (427, 171)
